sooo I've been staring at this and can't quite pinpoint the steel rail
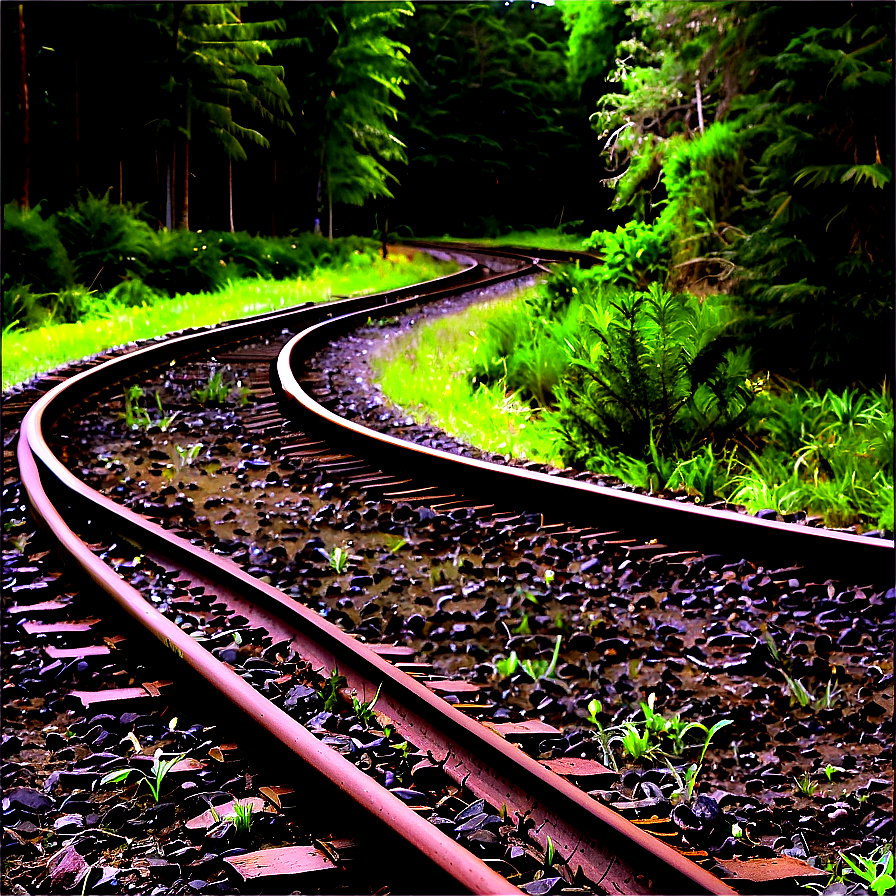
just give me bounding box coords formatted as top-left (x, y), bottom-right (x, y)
top-left (11, 249), bottom-right (590, 895)
top-left (275, 300), bottom-right (894, 587)
top-left (13, 246), bottom-right (737, 895)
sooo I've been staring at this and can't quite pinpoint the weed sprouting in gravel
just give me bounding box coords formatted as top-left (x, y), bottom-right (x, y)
top-left (100, 748), bottom-right (186, 803)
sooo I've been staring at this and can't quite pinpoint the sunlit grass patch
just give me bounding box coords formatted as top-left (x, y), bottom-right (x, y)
top-left (2, 252), bottom-right (456, 390)
top-left (372, 294), bottom-right (561, 463)
top-left (424, 228), bottom-right (592, 252)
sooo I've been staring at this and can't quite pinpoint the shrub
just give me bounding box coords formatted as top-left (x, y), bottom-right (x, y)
top-left (2, 279), bottom-right (52, 331)
top-left (55, 191), bottom-right (154, 292)
top-left (584, 219), bottom-right (672, 290)
top-left (104, 277), bottom-right (165, 309)
top-left (551, 282), bottom-right (755, 461)
top-left (143, 230), bottom-right (227, 297)
top-left (2, 201), bottom-right (76, 294)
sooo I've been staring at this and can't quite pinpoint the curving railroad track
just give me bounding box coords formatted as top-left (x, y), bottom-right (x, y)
top-left (6, 243), bottom-right (893, 895)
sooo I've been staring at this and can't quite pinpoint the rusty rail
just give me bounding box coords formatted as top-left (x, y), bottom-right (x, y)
top-left (275, 289), bottom-right (893, 587)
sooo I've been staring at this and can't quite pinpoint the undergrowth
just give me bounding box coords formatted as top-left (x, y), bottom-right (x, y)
top-left (374, 271), bottom-right (893, 532)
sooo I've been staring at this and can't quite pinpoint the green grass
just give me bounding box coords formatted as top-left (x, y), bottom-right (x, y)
top-left (374, 289), bottom-right (894, 532)
top-left (2, 252), bottom-right (456, 390)
top-left (372, 292), bottom-right (562, 462)
top-left (423, 228), bottom-right (594, 253)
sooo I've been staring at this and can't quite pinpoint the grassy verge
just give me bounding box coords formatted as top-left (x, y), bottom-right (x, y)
top-left (3, 251), bottom-right (457, 391)
top-left (373, 295), bottom-right (559, 462)
top-left (374, 286), bottom-right (893, 532)
top-left (420, 228), bottom-right (592, 252)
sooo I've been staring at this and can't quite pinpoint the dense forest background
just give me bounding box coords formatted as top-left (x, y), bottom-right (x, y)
top-left (3, 0), bottom-right (893, 529)
top-left (4, 0), bottom-right (893, 383)
top-left (2, 1), bottom-right (613, 237)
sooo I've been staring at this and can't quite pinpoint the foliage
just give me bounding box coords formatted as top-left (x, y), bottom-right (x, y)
top-left (586, 2), bottom-right (893, 387)
top-left (732, 381), bottom-right (894, 530)
top-left (226, 800), bottom-right (255, 835)
top-left (318, 2), bottom-right (413, 216)
top-left (328, 546), bottom-right (349, 575)
top-left (322, 667), bottom-right (347, 714)
top-left (394, 1), bottom-right (599, 236)
top-left (372, 294), bottom-right (559, 462)
top-left (584, 219), bottom-right (671, 291)
top-left (494, 651), bottom-right (519, 678)
top-left (808, 847), bottom-right (896, 896)
top-left (99, 750), bottom-right (186, 803)
top-left (2, 202), bottom-right (76, 296)
top-left (551, 281), bottom-right (755, 460)
top-left (54, 191), bottom-right (154, 292)
top-left (520, 635), bottom-right (563, 681)
top-left (3, 250), bottom-right (455, 389)
top-left (731, 5), bottom-right (894, 385)
top-left (192, 369), bottom-right (248, 407)
top-left (839, 848), bottom-right (894, 896)
top-left (351, 682), bottom-right (383, 728)
top-left (118, 385), bottom-right (178, 433)
top-left (468, 271), bottom-right (582, 409)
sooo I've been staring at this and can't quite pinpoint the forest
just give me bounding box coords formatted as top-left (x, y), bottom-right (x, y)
top-left (3, 0), bottom-right (893, 529)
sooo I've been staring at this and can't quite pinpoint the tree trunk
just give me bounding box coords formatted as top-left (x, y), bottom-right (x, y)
top-left (167, 2), bottom-right (185, 231)
top-left (695, 77), bottom-right (705, 135)
top-left (18, 4), bottom-right (30, 209)
top-left (180, 135), bottom-right (189, 229)
top-left (314, 140), bottom-right (325, 234)
top-left (180, 94), bottom-right (191, 229)
top-left (74, 56), bottom-right (79, 190)
top-left (228, 158), bottom-right (234, 233)
top-left (166, 160), bottom-right (173, 231)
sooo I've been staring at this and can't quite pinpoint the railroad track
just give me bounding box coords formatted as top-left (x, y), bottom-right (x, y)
top-left (8, 243), bottom-right (893, 895)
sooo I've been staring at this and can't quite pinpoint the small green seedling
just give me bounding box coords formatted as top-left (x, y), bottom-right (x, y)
top-left (352, 682), bottom-right (383, 728)
top-left (175, 442), bottom-right (203, 468)
top-left (545, 836), bottom-right (555, 867)
top-left (192, 369), bottom-right (250, 406)
top-left (586, 698), bottom-right (602, 727)
top-left (840, 847), bottom-right (894, 895)
top-left (120, 384), bottom-right (151, 429)
top-left (329, 546), bottom-right (349, 574)
top-left (100, 749), bottom-right (186, 803)
top-left (322, 666), bottom-right (347, 713)
top-left (543, 568), bottom-right (555, 586)
top-left (793, 772), bottom-right (819, 797)
top-left (665, 719), bottom-right (734, 803)
top-left (822, 763), bottom-right (845, 782)
top-left (152, 392), bottom-right (178, 431)
top-left (781, 670), bottom-right (813, 708)
top-left (521, 635), bottom-right (562, 681)
top-left (495, 651), bottom-right (520, 677)
top-left (620, 722), bottom-right (653, 760)
top-left (226, 800), bottom-right (255, 834)
top-left (584, 698), bottom-right (619, 771)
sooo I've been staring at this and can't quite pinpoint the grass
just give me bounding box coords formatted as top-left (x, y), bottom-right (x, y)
top-left (374, 286), bottom-right (893, 532)
top-left (423, 227), bottom-right (593, 252)
top-left (2, 251), bottom-right (457, 391)
top-left (372, 293), bottom-right (561, 463)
